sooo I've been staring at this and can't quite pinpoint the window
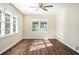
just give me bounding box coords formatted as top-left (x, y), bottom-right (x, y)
top-left (5, 13), bottom-right (11, 35)
top-left (0, 10), bottom-right (1, 35)
top-left (0, 7), bottom-right (3, 36)
top-left (0, 7), bottom-right (18, 38)
top-left (32, 22), bottom-right (39, 31)
top-left (40, 21), bottom-right (47, 32)
top-left (32, 19), bottom-right (48, 32)
top-left (13, 16), bottom-right (18, 33)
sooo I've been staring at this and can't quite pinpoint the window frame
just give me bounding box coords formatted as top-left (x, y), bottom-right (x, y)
top-left (12, 15), bottom-right (18, 33)
top-left (0, 7), bottom-right (18, 38)
top-left (0, 7), bottom-right (5, 37)
top-left (40, 20), bottom-right (48, 32)
top-left (4, 10), bottom-right (11, 35)
top-left (32, 21), bottom-right (39, 32)
top-left (32, 18), bottom-right (48, 33)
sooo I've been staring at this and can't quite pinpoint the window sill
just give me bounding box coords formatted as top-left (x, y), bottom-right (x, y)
top-left (0, 32), bottom-right (18, 39)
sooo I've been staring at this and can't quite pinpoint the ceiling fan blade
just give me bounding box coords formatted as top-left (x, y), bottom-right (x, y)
top-left (44, 5), bottom-right (53, 7)
top-left (42, 8), bottom-right (48, 11)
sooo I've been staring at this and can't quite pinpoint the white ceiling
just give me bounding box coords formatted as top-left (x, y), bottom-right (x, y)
top-left (12, 3), bottom-right (67, 15)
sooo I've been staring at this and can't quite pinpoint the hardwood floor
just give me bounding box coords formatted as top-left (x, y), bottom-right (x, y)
top-left (2, 39), bottom-right (79, 55)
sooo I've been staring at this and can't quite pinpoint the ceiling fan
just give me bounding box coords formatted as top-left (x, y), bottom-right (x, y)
top-left (30, 3), bottom-right (53, 11)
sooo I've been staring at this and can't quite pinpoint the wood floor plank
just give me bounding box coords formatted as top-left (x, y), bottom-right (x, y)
top-left (11, 40), bottom-right (31, 55)
top-left (42, 40), bottom-right (49, 55)
top-left (49, 39), bottom-right (79, 55)
top-left (36, 40), bottom-right (41, 55)
top-left (23, 40), bottom-right (34, 55)
top-left (44, 39), bottom-right (58, 55)
top-left (39, 40), bottom-right (46, 55)
top-left (2, 39), bottom-right (79, 55)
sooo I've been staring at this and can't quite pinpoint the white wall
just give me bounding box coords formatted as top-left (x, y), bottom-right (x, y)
top-left (56, 4), bottom-right (79, 53)
top-left (23, 15), bottom-right (56, 39)
top-left (0, 3), bottom-right (23, 54)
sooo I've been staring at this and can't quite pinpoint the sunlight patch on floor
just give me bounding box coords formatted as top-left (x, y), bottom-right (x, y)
top-left (44, 39), bottom-right (53, 47)
top-left (29, 39), bottom-right (53, 51)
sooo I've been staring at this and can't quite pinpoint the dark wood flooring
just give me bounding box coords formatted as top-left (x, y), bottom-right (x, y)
top-left (2, 39), bottom-right (79, 55)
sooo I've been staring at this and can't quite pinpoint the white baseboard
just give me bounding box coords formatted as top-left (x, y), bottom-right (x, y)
top-left (23, 37), bottom-right (56, 39)
top-left (0, 39), bottom-right (22, 54)
top-left (57, 39), bottom-right (79, 53)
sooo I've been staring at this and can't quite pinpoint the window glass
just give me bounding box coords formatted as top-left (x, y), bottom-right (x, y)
top-left (13, 16), bottom-right (17, 33)
top-left (0, 11), bottom-right (1, 21)
top-left (32, 20), bottom-right (48, 32)
top-left (5, 14), bottom-right (10, 23)
top-left (0, 22), bottom-right (1, 28)
top-left (40, 22), bottom-right (47, 32)
top-left (5, 13), bottom-right (10, 35)
top-left (5, 29), bottom-right (10, 34)
top-left (0, 29), bottom-right (1, 35)
top-left (13, 29), bottom-right (16, 32)
top-left (5, 23), bottom-right (10, 28)
top-left (32, 22), bottom-right (39, 31)
top-left (0, 10), bottom-right (2, 36)
top-left (0, 7), bottom-right (18, 38)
